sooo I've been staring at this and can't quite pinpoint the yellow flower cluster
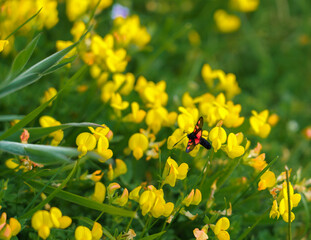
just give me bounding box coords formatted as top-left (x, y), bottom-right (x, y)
top-left (66, 0), bottom-right (112, 22)
top-left (135, 76), bottom-right (177, 134)
top-left (193, 217), bottom-right (231, 240)
top-left (162, 157), bottom-right (189, 187)
top-left (169, 106), bottom-right (245, 159)
top-left (31, 207), bottom-right (72, 239)
top-left (0, 0), bottom-right (58, 54)
top-left (270, 181), bottom-right (301, 222)
top-left (76, 124), bottom-right (113, 161)
top-left (75, 222), bottom-right (103, 240)
top-left (201, 63), bottom-right (241, 100)
top-left (0, 212), bottom-right (21, 240)
top-left (137, 185), bottom-right (174, 218)
top-left (39, 115), bottom-right (64, 146)
top-left (214, 0), bottom-right (260, 33)
top-left (113, 15), bottom-right (151, 48)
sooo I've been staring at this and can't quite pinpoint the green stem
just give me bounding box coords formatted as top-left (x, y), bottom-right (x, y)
top-left (199, 150), bottom-right (214, 189)
top-left (140, 215), bottom-right (152, 239)
top-left (125, 206), bottom-right (140, 232)
top-left (232, 156), bottom-right (279, 207)
top-left (285, 166), bottom-right (292, 240)
top-left (237, 208), bottom-right (270, 240)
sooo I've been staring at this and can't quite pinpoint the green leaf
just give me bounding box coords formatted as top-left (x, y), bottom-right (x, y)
top-left (0, 94), bottom-right (56, 141)
top-left (140, 231), bottom-right (166, 240)
top-left (4, 34), bottom-right (41, 83)
top-left (4, 122), bottom-right (104, 142)
top-left (19, 161), bottom-right (78, 219)
top-left (0, 64), bottom-right (88, 141)
top-left (0, 115), bottom-right (24, 122)
top-left (5, 8), bottom-right (42, 40)
top-left (0, 28), bottom-right (90, 99)
top-left (27, 180), bottom-right (136, 218)
top-left (232, 156), bottom-right (279, 207)
top-left (0, 140), bottom-right (77, 165)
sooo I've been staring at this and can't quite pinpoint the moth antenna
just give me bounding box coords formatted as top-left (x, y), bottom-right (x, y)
top-left (173, 134), bottom-right (187, 148)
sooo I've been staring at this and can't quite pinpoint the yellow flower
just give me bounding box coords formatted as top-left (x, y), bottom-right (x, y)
top-left (135, 77), bottom-right (168, 107)
top-left (162, 157), bottom-right (189, 187)
top-left (139, 186), bottom-right (174, 218)
top-left (41, 87), bottom-right (57, 106)
top-left (110, 93), bottom-right (129, 111)
top-left (249, 110), bottom-right (271, 138)
top-left (214, 9), bottom-right (241, 33)
top-left (129, 186), bottom-right (142, 202)
top-left (146, 106), bottom-right (176, 134)
top-left (107, 183), bottom-right (121, 198)
top-left (66, 0), bottom-right (89, 21)
top-left (112, 73), bottom-right (135, 95)
top-left (193, 227), bottom-right (209, 240)
top-left (201, 63), bottom-right (220, 88)
top-left (89, 124), bottom-right (110, 140)
top-left (91, 182), bottom-right (106, 203)
top-left (0, 40), bottom-right (9, 52)
top-left (113, 15), bottom-right (150, 48)
top-left (217, 72), bottom-right (241, 99)
top-left (212, 217), bottom-right (230, 240)
top-left (123, 102), bottom-right (146, 123)
top-left (70, 20), bottom-right (86, 41)
top-left (39, 115), bottom-right (63, 146)
top-left (0, 213), bottom-right (21, 239)
top-left (75, 226), bottom-right (92, 240)
top-left (182, 189), bottom-right (202, 206)
top-left (278, 182), bottom-right (301, 222)
top-left (112, 188), bottom-right (129, 206)
top-left (90, 170), bottom-right (104, 182)
top-left (76, 132), bottom-right (97, 157)
top-left (258, 170), bottom-right (276, 191)
top-left (97, 136), bottom-right (113, 162)
top-left (50, 207), bottom-right (72, 229)
top-left (223, 101), bottom-right (244, 128)
top-left (91, 222), bottom-right (103, 240)
top-left (177, 107), bottom-right (199, 133)
top-left (31, 210), bottom-right (53, 239)
top-left (139, 188), bottom-right (156, 216)
top-left (230, 0), bottom-right (260, 12)
top-left (268, 113), bottom-right (279, 126)
top-left (106, 48), bottom-right (128, 73)
top-left (269, 200), bottom-right (280, 219)
top-left (209, 125), bottom-right (227, 152)
top-left (128, 133), bottom-right (149, 160)
top-left (167, 128), bottom-right (188, 150)
top-left (107, 159), bottom-right (127, 180)
top-left (225, 133), bottom-right (245, 159)
top-left (249, 153), bottom-right (267, 171)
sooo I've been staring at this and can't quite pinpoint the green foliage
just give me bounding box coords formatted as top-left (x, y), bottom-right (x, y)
top-left (0, 1), bottom-right (310, 240)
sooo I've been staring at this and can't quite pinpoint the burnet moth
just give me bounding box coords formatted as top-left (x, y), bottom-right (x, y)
top-left (173, 116), bottom-right (212, 153)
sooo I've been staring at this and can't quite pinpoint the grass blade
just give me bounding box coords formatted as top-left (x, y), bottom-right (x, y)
top-left (4, 34), bottom-right (41, 83)
top-left (232, 156), bottom-right (279, 207)
top-left (0, 64), bottom-right (88, 141)
top-left (140, 231), bottom-right (166, 240)
top-left (19, 160), bottom-right (78, 220)
top-left (0, 140), bottom-right (78, 165)
top-left (5, 8), bottom-right (42, 40)
top-left (237, 208), bottom-right (270, 240)
top-left (0, 94), bottom-right (56, 140)
top-left (27, 180), bottom-right (136, 218)
top-left (3, 122), bottom-right (104, 142)
top-left (0, 115), bottom-right (24, 122)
